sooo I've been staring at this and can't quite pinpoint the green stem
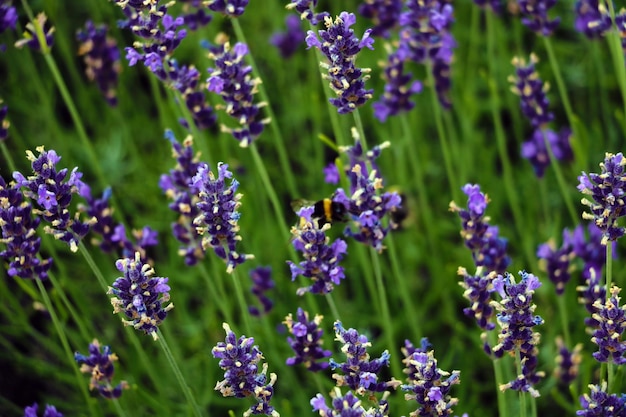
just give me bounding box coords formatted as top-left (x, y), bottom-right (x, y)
top-left (489, 330), bottom-right (509, 417)
top-left (386, 236), bottom-right (421, 339)
top-left (324, 292), bottom-right (341, 323)
top-left (230, 268), bottom-right (252, 336)
top-left (556, 295), bottom-right (571, 348)
top-left (34, 278), bottom-right (100, 417)
top-left (156, 329), bottom-right (204, 417)
top-left (604, 0), bottom-right (626, 134)
top-left (426, 64), bottom-right (458, 202)
top-left (230, 18), bottom-right (297, 197)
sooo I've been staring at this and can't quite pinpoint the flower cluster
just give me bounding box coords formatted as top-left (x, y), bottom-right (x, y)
top-left (333, 135), bottom-right (402, 253)
top-left (179, 0), bottom-right (213, 30)
top-left (270, 15), bottom-right (305, 58)
top-left (206, 0), bottom-right (249, 17)
top-left (23, 403), bottom-right (63, 417)
top-left (305, 12), bottom-right (374, 114)
top-left (373, 47), bottom-right (422, 122)
top-left (108, 252), bottom-right (174, 340)
top-left (577, 268), bottom-right (607, 330)
top-left (192, 162), bottom-right (252, 272)
top-left (287, 206), bottom-right (347, 295)
top-left (449, 184), bottom-right (511, 274)
top-left (13, 147), bottom-right (92, 252)
top-left (554, 337), bottom-right (582, 386)
top-left (0, 0), bottom-right (17, 51)
top-left (458, 267), bottom-right (496, 332)
top-left (396, 0), bottom-right (457, 109)
top-left (589, 285), bottom-right (626, 364)
top-left (329, 321), bottom-right (398, 394)
top-left (81, 187), bottom-right (158, 262)
top-left (577, 382), bottom-right (626, 416)
top-left (571, 223), bottom-right (612, 280)
top-left (401, 338), bottom-right (461, 417)
top-left (537, 228), bottom-right (576, 295)
top-left (207, 42), bottom-right (268, 147)
top-left (0, 176), bottom-right (52, 280)
top-left (358, 0), bottom-right (402, 38)
top-left (284, 308), bottom-right (331, 371)
top-left (517, 0), bottom-right (560, 36)
top-left (159, 131), bottom-right (205, 265)
top-left (248, 266), bottom-right (274, 316)
top-left (578, 152), bottom-right (626, 244)
top-left (212, 323), bottom-right (279, 417)
top-left (15, 13), bottom-right (55, 52)
top-left (74, 339), bottom-right (129, 399)
top-left (286, 0), bottom-right (329, 25)
top-left (521, 127), bottom-right (573, 178)
top-left (115, 1), bottom-right (187, 78)
top-left (311, 388), bottom-right (390, 417)
top-left (491, 271), bottom-right (544, 397)
top-left (574, 0), bottom-right (612, 38)
top-left (76, 21), bottom-right (121, 106)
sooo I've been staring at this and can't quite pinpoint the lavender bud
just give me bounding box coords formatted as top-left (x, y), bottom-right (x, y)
top-left (74, 339), bottom-right (129, 399)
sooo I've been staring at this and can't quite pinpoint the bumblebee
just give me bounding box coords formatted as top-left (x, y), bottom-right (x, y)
top-left (291, 198), bottom-right (348, 226)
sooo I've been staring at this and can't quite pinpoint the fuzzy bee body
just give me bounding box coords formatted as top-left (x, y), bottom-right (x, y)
top-left (291, 198), bottom-right (348, 226)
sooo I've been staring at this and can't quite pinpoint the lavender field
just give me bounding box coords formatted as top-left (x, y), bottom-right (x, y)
top-left (1, 0), bottom-right (626, 416)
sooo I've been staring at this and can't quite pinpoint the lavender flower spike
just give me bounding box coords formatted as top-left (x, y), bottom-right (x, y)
top-left (206, 0), bottom-right (249, 17)
top-left (491, 271), bottom-right (545, 397)
top-left (577, 382), bottom-right (626, 416)
top-left (108, 252), bottom-right (174, 340)
top-left (306, 12), bottom-right (374, 114)
top-left (286, 0), bottom-right (329, 25)
top-left (287, 206), bottom-right (347, 295)
top-left (590, 285), bottom-right (626, 364)
top-left (207, 42), bottom-right (269, 147)
top-left (578, 152), bottom-right (626, 244)
top-left (192, 162), bottom-right (253, 273)
top-left (284, 308), bottom-right (331, 371)
top-left (517, 0), bottom-right (560, 36)
top-left (75, 339), bottom-right (129, 399)
top-left (402, 338), bottom-right (461, 417)
top-left (212, 323), bottom-right (280, 417)
top-left (14, 13), bottom-right (55, 52)
top-left (23, 403), bottom-right (63, 417)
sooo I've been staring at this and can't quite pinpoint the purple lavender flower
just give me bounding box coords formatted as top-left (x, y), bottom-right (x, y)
top-left (373, 50), bottom-right (422, 122)
top-left (206, 0), bottom-right (249, 17)
top-left (509, 54), bottom-right (554, 128)
top-left (578, 152), bottom-right (626, 244)
top-left (536, 228), bottom-right (576, 295)
top-left (14, 13), bottom-right (54, 52)
top-left (168, 61), bottom-right (217, 131)
top-left (270, 15), bottom-right (305, 58)
top-left (191, 162), bottom-right (253, 273)
top-left (13, 147), bottom-right (92, 252)
top-left (311, 388), bottom-right (389, 416)
top-left (577, 382), bottom-right (626, 416)
top-left (23, 403), bottom-right (63, 417)
top-left (0, 0), bottom-right (17, 52)
top-left (517, 0), bottom-right (561, 36)
top-left (449, 184), bottom-right (511, 274)
top-left (358, 0), bottom-right (402, 38)
top-left (330, 321), bottom-right (399, 394)
top-left (333, 136), bottom-right (402, 252)
top-left (574, 0), bottom-right (612, 38)
top-left (554, 336), bottom-right (582, 386)
top-left (74, 339), bottom-right (129, 399)
top-left (458, 267), bottom-right (497, 332)
top-left (305, 12), bottom-right (375, 114)
top-left (159, 131), bottom-right (205, 265)
top-left (401, 338), bottom-right (461, 417)
top-left (212, 323), bottom-right (279, 417)
top-left (207, 42), bottom-right (268, 147)
top-left (521, 127), bottom-right (573, 177)
top-left (114, 1), bottom-right (187, 79)
top-left (397, 0), bottom-right (457, 108)
top-left (491, 271), bottom-right (544, 397)
top-left (589, 285), bottom-right (626, 364)
top-left (287, 206), bottom-right (347, 295)
top-left (76, 21), bottom-right (121, 106)
top-left (323, 162), bottom-right (340, 184)
top-left (108, 252), bottom-right (174, 340)
top-left (284, 308), bottom-right (331, 371)
top-left (0, 176), bottom-right (52, 280)
top-left (179, 0), bottom-right (213, 30)
top-left (571, 223), bottom-right (612, 280)
top-left (286, 0), bottom-right (329, 25)
top-left (0, 101), bottom-right (8, 140)
top-left (248, 266), bottom-right (274, 316)
top-left (577, 267), bottom-right (606, 330)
